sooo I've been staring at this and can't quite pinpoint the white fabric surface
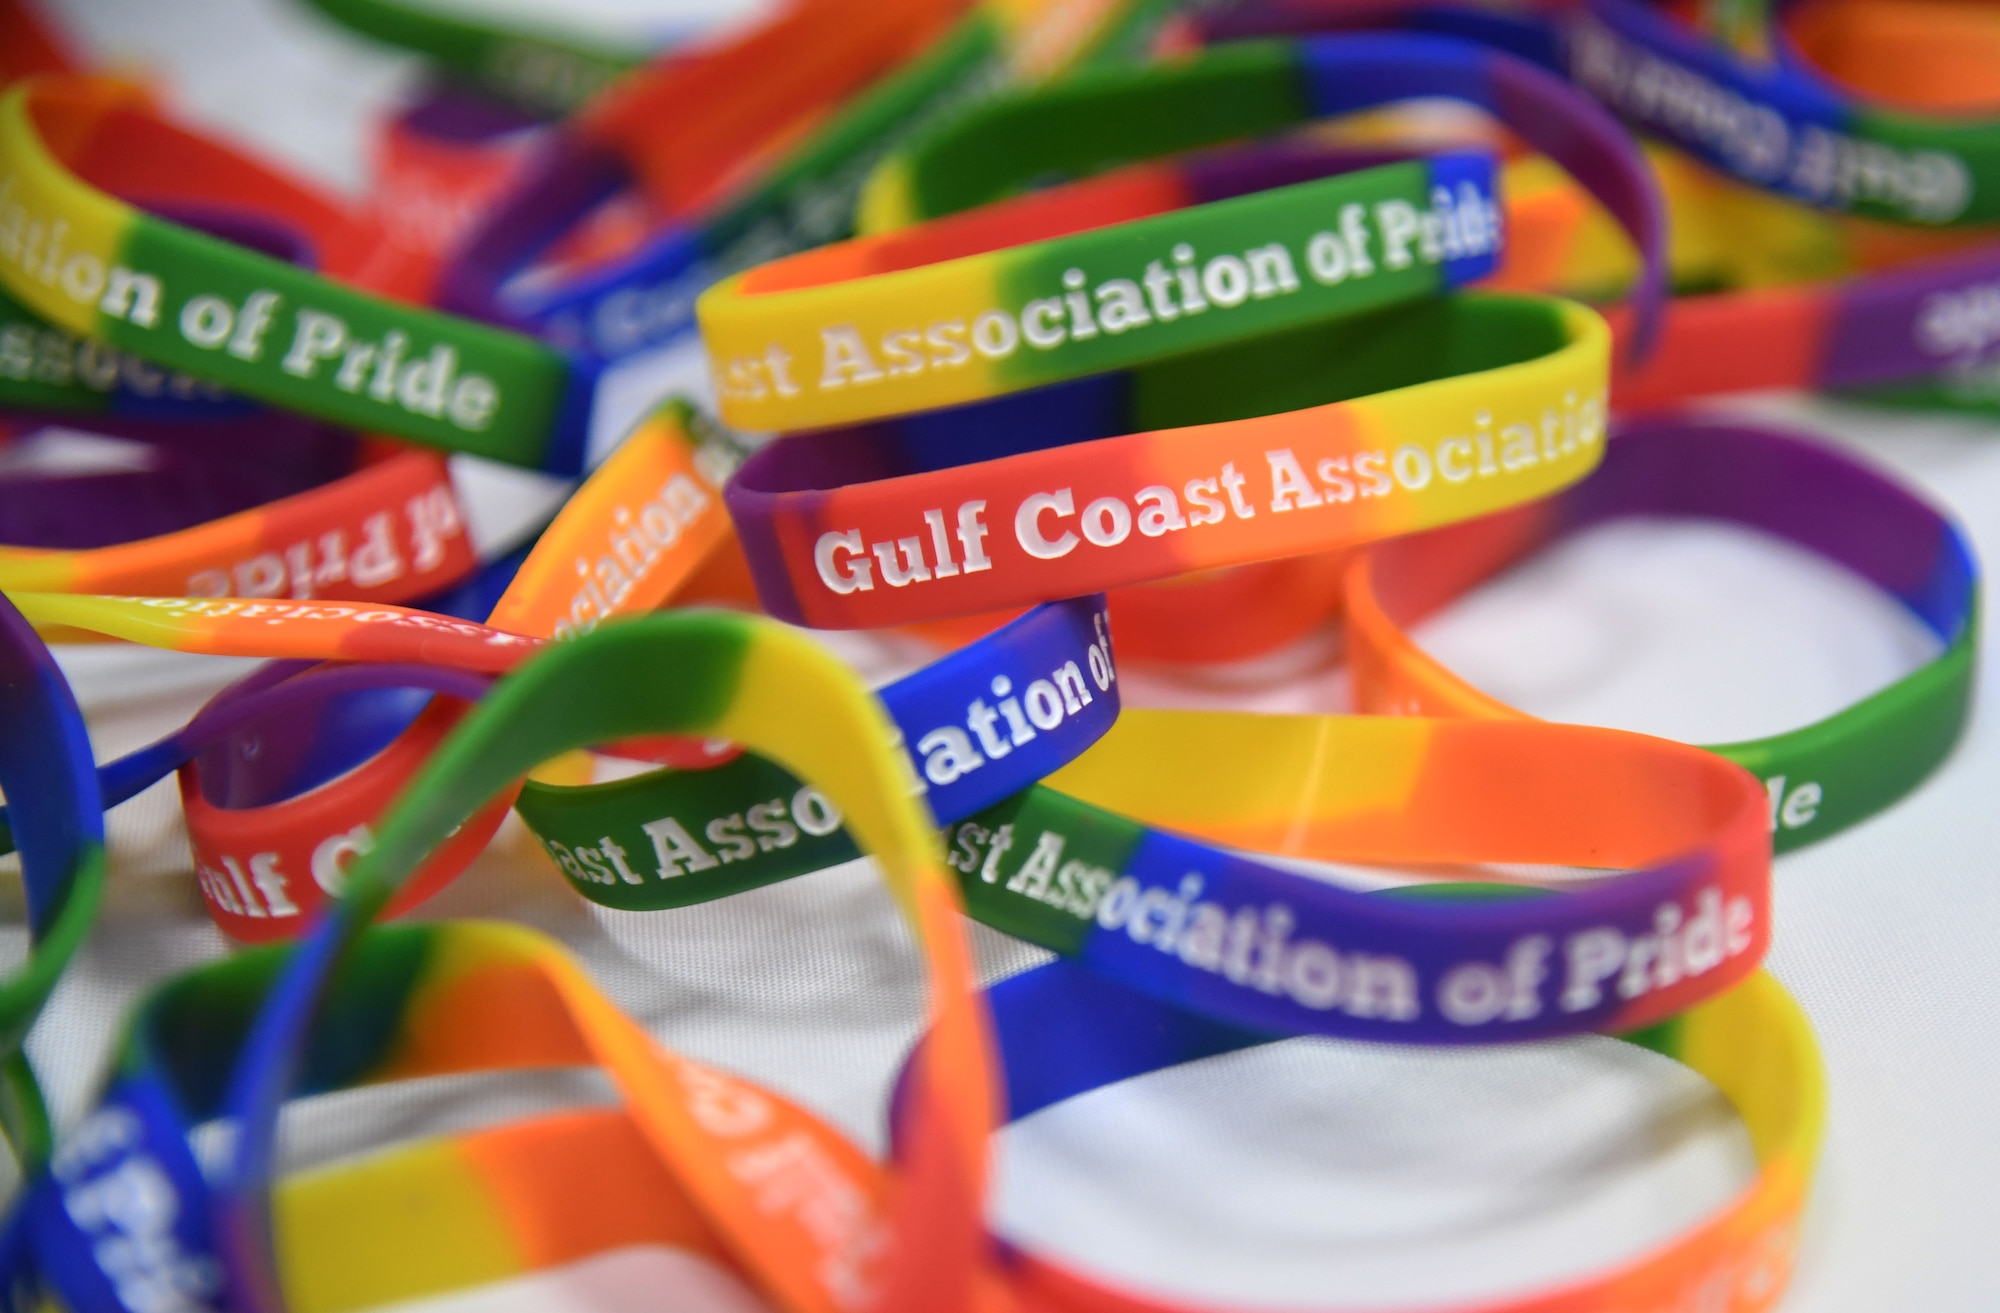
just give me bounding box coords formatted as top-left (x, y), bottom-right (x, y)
top-left (20, 2), bottom-right (2000, 1308)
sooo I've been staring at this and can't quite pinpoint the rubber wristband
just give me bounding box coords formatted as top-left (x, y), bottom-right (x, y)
top-left (1343, 415), bottom-right (1979, 852)
top-left (0, 76), bottom-right (600, 472)
top-left (740, 133), bottom-right (1607, 657)
top-left (522, 662), bottom-right (1770, 1049)
top-left (189, 405), bottom-right (735, 936)
top-left (1769, 0), bottom-right (2000, 114)
top-left (293, 0), bottom-right (656, 116)
top-left (1166, 6), bottom-right (1871, 295)
top-left (20, 903), bottom-right (983, 1313)
top-left (725, 293), bottom-right (1609, 628)
top-left (702, 147), bottom-right (1506, 432)
top-left (433, 0), bottom-right (974, 338)
top-left (198, 608), bottom-right (1000, 1313)
top-left (0, 95), bottom-right (400, 415)
top-left (443, 0), bottom-right (1166, 369)
top-left (0, 1), bottom-right (75, 86)
top-left (938, 706), bottom-right (1778, 1043)
top-left (6, 946), bottom-right (1821, 1313)
top-left (1612, 236), bottom-right (2000, 407)
top-left (0, 432), bottom-right (475, 604)
top-left (889, 959), bottom-right (1823, 1313)
top-left (1174, 3), bottom-right (2000, 406)
top-left (514, 594), bottom-right (1119, 909)
top-left (360, 86), bottom-right (548, 300)
top-left (0, 588), bottom-right (103, 1170)
top-left (851, 29), bottom-right (1662, 350)
top-left (173, 402), bottom-right (739, 940)
top-left (1568, 0), bottom-right (1991, 224)
top-left (0, 411), bottom-right (353, 549)
top-left (1, 399), bottom-right (737, 941)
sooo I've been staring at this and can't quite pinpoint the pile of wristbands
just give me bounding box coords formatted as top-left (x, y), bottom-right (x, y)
top-left (0, 0), bottom-right (1992, 1307)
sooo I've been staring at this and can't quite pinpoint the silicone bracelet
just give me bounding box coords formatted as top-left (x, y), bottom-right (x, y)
top-left (855, 29), bottom-right (1661, 327)
top-left (0, 428), bottom-right (475, 604)
top-left (3, 399), bottom-right (738, 939)
top-left (1344, 416), bottom-right (1978, 852)
top-left (0, 285), bottom-right (241, 414)
top-left (3, 939), bottom-right (1821, 1313)
top-left (515, 594), bottom-right (1119, 909)
top-left (294, 0), bottom-right (657, 115)
top-left (164, 613), bottom-right (1760, 1309)
top-left (178, 597), bottom-right (1113, 934)
top-left (0, 76), bottom-right (606, 471)
top-left (1172, 2), bottom-right (2000, 407)
top-left (0, 86), bottom-right (406, 415)
top-left (205, 607), bottom-right (998, 1313)
top-left (177, 402), bottom-right (741, 940)
top-left (442, 0), bottom-right (1149, 369)
top-left (1761, 0), bottom-right (2000, 114)
top-left (1165, 6), bottom-right (1854, 290)
top-left (1613, 235), bottom-right (2000, 407)
top-left (725, 293), bottom-right (1610, 628)
top-left (433, 0), bottom-right (975, 336)
top-left (0, 0), bottom-right (74, 86)
top-left (0, 588), bottom-right (102, 1171)
top-left (702, 151), bottom-right (1504, 432)
top-left (359, 86), bottom-right (548, 301)
top-left (525, 686), bottom-right (1770, 1044)
top-left (707, 131), bottom-right (1611, 655)
top-left (0, 410), bottom-right (352, 548)
top-left (891, 958), bottom-right (1823, 1313)
top-left (16, 904), bottom-right (986, 1313)
top-left (1568, 0), bottom-right (1995, 224)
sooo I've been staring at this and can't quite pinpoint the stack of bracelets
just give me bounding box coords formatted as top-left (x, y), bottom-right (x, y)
top-left (4, 0), bottom-right (2000, 1306)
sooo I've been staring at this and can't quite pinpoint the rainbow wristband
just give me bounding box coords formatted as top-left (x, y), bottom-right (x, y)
top-left (515, 594), bottom-right (1118, 909)
top-left (528, 698), bottom-right (1772, 1046)
top-left (891, 958), bottom-right (1823, 1313)
top-left (294, 0), bottom-right (660, 116)
top-left (0, 589), bottom-right (102, 1172)
top-left (203, 609), bottom-right (1000, 1313)
top-left (447, 5), bottom-right (1037, 364)
top-left (445, 0), bottom-right (1164, 366)
top-left (699, 29), bottom-right (1669, 433)
top-left (0, 411), bottom-right (352, 549)
top-left (1344, 416), bottom-right (1979, 853)
top-left (1569, 0), bottom-right (1994, 224)
top-left (0, 77), bottom-right (604, 472)
top-left (725, 294), bottom-right (1609, 629)
top-left (0, 285), bottom-right (238, 415)
top-left (701, 150), bottom-right (1502, 432)
top-left (857, 29), bottom-right (1662, 332)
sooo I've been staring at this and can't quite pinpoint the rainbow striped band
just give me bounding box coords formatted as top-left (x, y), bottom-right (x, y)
top-left (0, 77), bottom-right (599, 473)
top-left (858, 30), bottom-right (1665, 347)
top-left (1346, 417), bottom-right (1979, 854)
top-left (297, 0), bottom-right (657, 115)
top-left (726, 294), bottom-right (1609, 629)
top-left (698, 148), bottom-right (1501, 432)
top-left (448, 0), bottom-right (1157, 366)
top-left (909, 960), bottom-right (1823, 1313)
top-left (0, 588), bottom-right (104, 1172)
top-left (1571, 0), bottom-right (1994, 224)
